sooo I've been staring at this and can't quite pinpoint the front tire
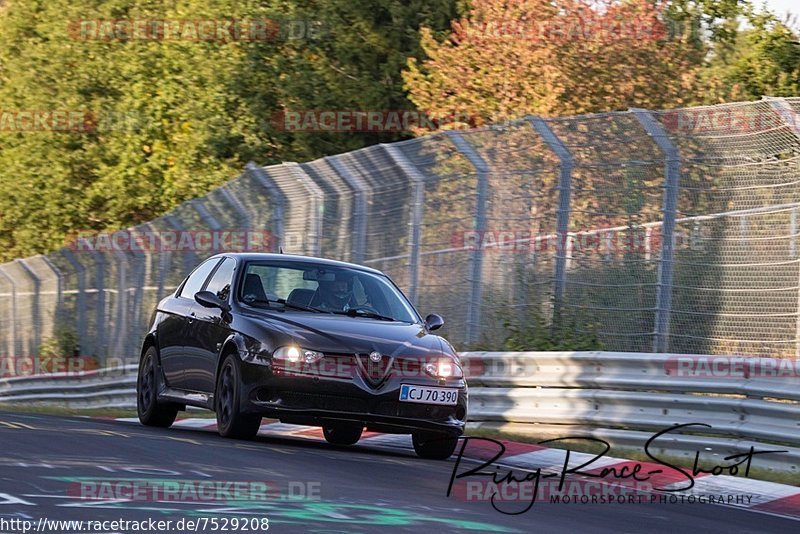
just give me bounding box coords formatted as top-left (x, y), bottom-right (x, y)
top-left (322, 423), bottom-right (363, 445)
top-left (137, 346), bottom-right (179, 428)
top-left (412, 431), bottom-right (458, 460)
top-left (216, 353), bottom-right (261, 439)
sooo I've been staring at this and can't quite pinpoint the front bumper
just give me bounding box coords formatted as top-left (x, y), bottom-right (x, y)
top-left (238, 358), bottom-right (468, 436)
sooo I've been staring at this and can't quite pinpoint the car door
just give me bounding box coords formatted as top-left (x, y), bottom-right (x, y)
top-left (166, 257), bottom-right (222, 390)
top-left (156, 296), bottom-right (191, 389)
top-left (183, 257), bottom-right (236, 393)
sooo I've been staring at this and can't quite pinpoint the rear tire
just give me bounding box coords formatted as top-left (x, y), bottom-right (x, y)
top-left (322, 423), bottom-right (363, 445)
top-left (412, 431), bottom-right (458, 460)
top-left (137, 346), bottom-right (179, 428)
top-left (216, 353), bottom-right (261, 439)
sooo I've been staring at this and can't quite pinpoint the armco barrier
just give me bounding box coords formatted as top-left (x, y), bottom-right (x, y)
top-left (0, 364), bottom-right (137, 409)
top-left (462, 352), bottom-right (800, 474)
top-left (0, 352), bottom-right (797, 474)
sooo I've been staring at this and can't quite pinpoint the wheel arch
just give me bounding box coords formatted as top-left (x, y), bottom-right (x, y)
top-left (140, 334), bottom-right (158, 363)
top-left (215, 334), bottom-right (247, 385)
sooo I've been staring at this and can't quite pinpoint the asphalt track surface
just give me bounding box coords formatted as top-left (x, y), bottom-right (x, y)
top-left (0, 411), bottom-right (797, 533)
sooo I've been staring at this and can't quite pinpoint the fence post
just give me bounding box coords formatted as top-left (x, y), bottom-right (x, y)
top-left (0, 266), bottom-right (18, 356)
top-left (765, 97), bottom-right (800, 357)
top-left (445, 131), bottom-right (488, 346)
top-left (16, 259), bottom-right (41, 355)
top-left (40, 256), bottom-right (65, 354)
top-left (246, 161), bottom-right (285, 252)
top-left (285, 162), bottom-right (324, 257)
top-left (631, 108), bottom-right (680, 353)
top-left (124, 227), bottom-right (148, 361)
top-left (382, 144), bottom-right (425, 305)
top-left (327, 156), bottom-right (368, 264)
top-left (60, 249), bottom-right (88, 356)
top-left (217, 186), bottom-right (252, 235)
top-left (192, 199), bottom-right (223, 233)
top-left (111, 250), bottom-right (128, 362)
top-left (527, 117), bottom-right (573, 327)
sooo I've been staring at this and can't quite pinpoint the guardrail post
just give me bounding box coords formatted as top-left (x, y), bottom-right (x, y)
top-left (527, 117), bottom-right (573, 328)
top-left (246, 161), bottom-right (285, 252)
top-left (446, 131), bottom-right (489, 346)
top-left (381, 144), bottom-right (426, 305)
top-left (326, 156), bottom-right (368, 264)
top-left (631, 108), bottom-right (680, 353)
top-left (765, 97), bottom-right (800, 357)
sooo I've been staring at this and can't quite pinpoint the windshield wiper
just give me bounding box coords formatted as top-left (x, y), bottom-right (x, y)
top-left (275, 299), bottom-right (330, 313)
top-left (242, 297), bottom-right (272, 308)
top-left (331, 309), bottom-right (399, 321)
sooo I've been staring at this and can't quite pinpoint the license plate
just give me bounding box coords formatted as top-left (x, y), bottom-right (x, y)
top-left (399, 384), bottom-right (458, 405)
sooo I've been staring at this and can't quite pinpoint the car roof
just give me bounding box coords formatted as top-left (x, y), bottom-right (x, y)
top-left (209, 253), bottom-right (385, 276)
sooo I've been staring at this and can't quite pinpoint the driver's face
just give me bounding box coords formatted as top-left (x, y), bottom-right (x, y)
top-left (330, 280), bottom-right (349, 299)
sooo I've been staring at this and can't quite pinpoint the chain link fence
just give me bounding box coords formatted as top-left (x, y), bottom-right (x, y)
top-left (2, 97), bottom-right (800, 366)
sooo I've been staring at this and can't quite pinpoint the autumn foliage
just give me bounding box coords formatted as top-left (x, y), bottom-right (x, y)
top-left (404, 0), bottom-right (703, 125)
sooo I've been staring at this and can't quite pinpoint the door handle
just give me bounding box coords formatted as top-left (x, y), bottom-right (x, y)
top-left (188, 312), bottom-right (196, 323)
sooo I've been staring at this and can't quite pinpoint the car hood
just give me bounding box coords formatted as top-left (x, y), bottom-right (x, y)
top-left (240, 309), bottom-right (445, 358)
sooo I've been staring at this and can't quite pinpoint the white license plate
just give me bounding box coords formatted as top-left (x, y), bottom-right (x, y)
top-left (399, 384), bottom-right (458, 405)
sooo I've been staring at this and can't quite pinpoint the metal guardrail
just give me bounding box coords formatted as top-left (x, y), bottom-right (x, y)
top-left (0, 353), bottom-right (798, 473)
top-left (461, 352), bottom-right (800, 474)
top-left (0, 364), bottom-right (137, 409)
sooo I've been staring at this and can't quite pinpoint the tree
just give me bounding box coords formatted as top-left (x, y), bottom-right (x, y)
top-left (403, 0), bottom-right (704, 124)
top-left (250, 0), bottom-right (459, 162)
top-left (0, 0), bottom-right (458, 261)
top-left (699, 11), bottom-right (800, 102)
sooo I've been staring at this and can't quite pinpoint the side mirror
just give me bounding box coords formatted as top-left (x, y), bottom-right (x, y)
top-left (424, 313), bottom-right (445, 331)
top-left (195, 290), bottom-right (230, 312)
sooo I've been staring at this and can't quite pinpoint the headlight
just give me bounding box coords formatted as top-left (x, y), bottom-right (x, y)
top-left (424, 357), bottom-right (463, 379)
top-left (273, 346), bottom-right (324, 364)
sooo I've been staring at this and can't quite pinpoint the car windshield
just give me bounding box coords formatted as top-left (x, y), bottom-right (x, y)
top-left (238, 261), bottom-right (419, 323)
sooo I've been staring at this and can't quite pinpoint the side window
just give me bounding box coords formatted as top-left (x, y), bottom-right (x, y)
top-left (178, 258), bottom-right (220, 299)
top-left (205, 258), bottom-right (235, 301)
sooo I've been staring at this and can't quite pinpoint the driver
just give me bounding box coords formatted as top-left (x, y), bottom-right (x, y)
top-left (316, 272), bottom-right (356, 311)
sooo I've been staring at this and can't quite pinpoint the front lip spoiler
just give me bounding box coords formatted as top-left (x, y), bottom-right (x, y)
top-left (246, 403), bottom-right (466, 435)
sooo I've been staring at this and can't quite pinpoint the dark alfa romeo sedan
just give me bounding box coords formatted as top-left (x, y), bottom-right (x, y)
top-left (137, 253), bottom-right (467, 459)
